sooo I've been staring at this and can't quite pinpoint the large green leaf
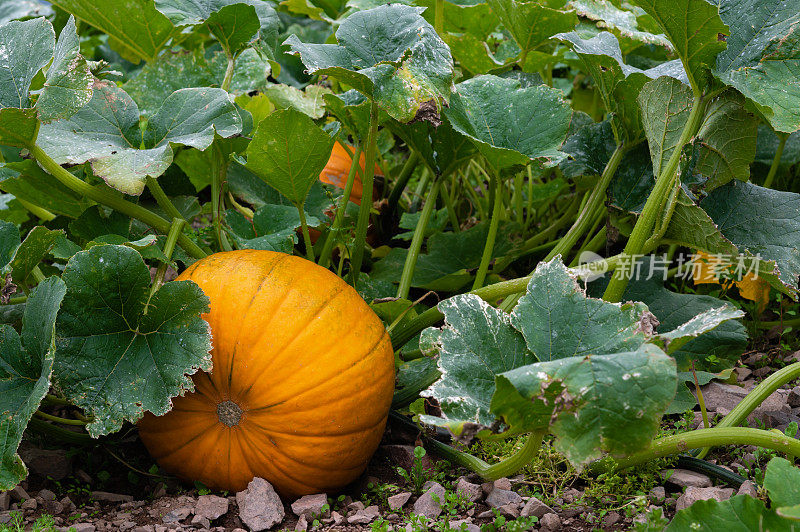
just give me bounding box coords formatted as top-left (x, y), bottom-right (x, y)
top-left (554, 31), bottom-right (685, 143)
top-left (569, 0), bottom-right (670, 49)
top-left (36, 16), bottom-right (93, 122)
top-left (0, 277), bottom-right (66, 489)
top-left (633, 0), bottom-right (728, 92)
top-left (765, 457), bottom-right (800, 510)
top-left (54, 245), bottom-right (212, 437)
top-left (6, 227), bottom-right (61, 286)
top-left (443, 74), bottom-right (571, 172)
top-left (609, 271), bottom-right (748, 371)
top-left (685, 90), bottom-right (757, 190)
top-left (702, 180), bottom-right (800, 295)
top-left (511, 258), bottom-right (654, 361)
top-left (666, 494), bottom-right (790, 531)
top-left (0, 17), bottom-right (54, 110)
top-left (415, 0), bottom-right (499, 38)
top-left (154, 0), bottom-right (279, 61)
top-left (245, 108), bottom-right (335, 205)
top-left (487, 0), bottom-right (577, 66)
top-left (38, 82), bottom-right (242, 195)
top-left (285, 4), bottom-right (454, 123)
top-left (713, 0), bottom-right (800, 133)
top-left (638, 76), bottom-right (693, 177)
top-left (420, 294), bottom-right (535, 429)
top-left (0, 1), bottom-right (53, 24)
top-left (0, 160), bottom-right (94, 218)
top-left (226, 204), bottom-right (320, 253)
top-left (493, 344), bottom-right (676, 465)
top-left (662, 190), bottom-right (792, 299)
top-left (49, 0), bottom-right (176, 63)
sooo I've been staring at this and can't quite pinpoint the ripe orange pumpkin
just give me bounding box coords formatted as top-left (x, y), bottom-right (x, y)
top-left (137, 250), bottom-right (395, 497)
top-left (319, 141), bottom-right (383, 205)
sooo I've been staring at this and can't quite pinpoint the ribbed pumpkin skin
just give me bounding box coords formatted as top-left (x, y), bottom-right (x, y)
top-left (138, 250), bottom-right (395, 497)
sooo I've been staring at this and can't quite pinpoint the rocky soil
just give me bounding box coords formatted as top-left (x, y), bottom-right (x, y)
top-left (6, 349), bottom-right (800, 531)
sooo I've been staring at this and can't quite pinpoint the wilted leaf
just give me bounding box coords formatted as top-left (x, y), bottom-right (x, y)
top-left (285, 4), bottom-right (454, 123)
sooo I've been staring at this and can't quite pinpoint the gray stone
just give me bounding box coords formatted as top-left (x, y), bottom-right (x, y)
top-left (734, 367), bottom-right (752, 382)
top-left (387, 492), bottom-right (411, 511)
top-left (661, 469), bottom-right (712, 488)
top-left (70, 524), bottom-right (96, 532)
top-left (346, 500), bottom-right (365, 513)
top-left (0, 493), bottom-right (8, 511)
top-left (493, 478), bottom-right (512, 491)
top-left (291, 493), bottom-right (328, 518)
top-left (676, 486), bottom-right (735, 511)
top-left (132, 526), bottom-right (153, 532)
top-left (21, 498), bottom-right (37, 511)
top-left (37, 489), bottom-right (56, 501)
top-left (498, 503), bottom-right (519, 518)
top-left (476, 510), bottom-right (495, 519)
top-left (520, 497), bottom-right (554, 518)
top-left (10, 486), bottom-right (28, 502)
top-left (347, 505), bottom-right (380, 524)
top-left (485, 488), bottom-right (522, 509)
top-left (191, 514), bottom-right (211, 528)
top-left (449, 519), bottom-right (480, 532)
top-left (788, 386), bottom-right (800, 407)
top-left (0, 513), bottom-right (11, 525)
top-left (91, 491), bottom-right (134, 503)
top-left (42, 500), bottom-right (64, 515)
top-left (698, 382), bottom-right (787, 426)
top-left (413, 482), bottom-right (446, 519)
top-left (602, 510), bottom-right (621, 527)
top-left (235, 477), bottom-right (285, 532)
top-left (539, 513), bottom-right (562, 531)
top-left (295, 514), bottom-right (308, 531)
top-left (19, 446), bottom-right (72, 481)
top-left (195, 495), bottom-right (229, 520)
top-left (455, 478), bottom-right (482, 503)
top-left (330, 511), bottom-right (343, 525)
top-left (162, 507), bottom-right (192, 524)
top-left (737, 480), bottom-right (758, 498)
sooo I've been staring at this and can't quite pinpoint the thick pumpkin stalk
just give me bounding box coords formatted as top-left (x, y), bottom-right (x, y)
top-left (349, 101), bottom-right (380, 285)
top-left (603, 95), bottom-right (706, 302)
top-left (397, 177), bottom-right (441, 299)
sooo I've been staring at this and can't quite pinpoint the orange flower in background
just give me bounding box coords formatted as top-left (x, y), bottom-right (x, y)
top-left (692, 251), bottom-right (770, 311)
top-left (319, 141), bottom-right (383, 206)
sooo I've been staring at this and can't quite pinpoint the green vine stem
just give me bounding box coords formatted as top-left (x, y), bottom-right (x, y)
top-left (147, 218), bottom-right (186, 303)
top-left (27, 417), bottom-right (91, 445)
top-left (695, 360), bottom-right (800, 459)
top-left (603, 95), bottom-right (706, 302)
top-left (212, 144), bottom-right (233, 252)
top-left (409, 167), bottom-right (431, 213)
top-left (221, 54), bottom-right (236, 93)
top-left (397, 177), bottom-right (441, 299)
top-left (146, 176), bottom-right (185, 222)
top-left (28, 143), bottom-right (206, 260)
top-left (432, 431), bottom-right (545, 481)
top-left (763, 132), bottom-right (788, 189)
top-left (500, 144), bottom-right (626, 312)
top-left (349, 100), bottom-right (379, 286)
top-left (34, 410), bottom-right (88, 426)
top-left (319, 144), bottom-right (363, 268)
top-left (43, 394), bottom-right (72, 406)
top-left (756, 316), bottom-right (800, 329)
top-left (386, 151), bottom-right (420, 216)
top-left (603, 427), bottom-right (800, 472)
top-left (17, 198), bottom-right (55, 221)
top-left (472, 172), bottom-right (502, 290)
top-left (440, 178), bottom-right (460, 232)
top-left (297, 204), bottom-right (315, 262)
